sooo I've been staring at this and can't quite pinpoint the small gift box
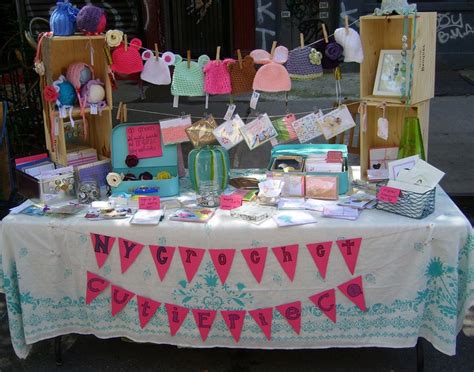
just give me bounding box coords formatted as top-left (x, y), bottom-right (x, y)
top-left (305, 175), bottom-right (339, 200)
top-left (186, 115), bottom-right (218, 148)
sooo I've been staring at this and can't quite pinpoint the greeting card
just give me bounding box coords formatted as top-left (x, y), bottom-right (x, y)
top-left (273, 211), bottom-right (318, 227)
top-left (305, 175), bottom-right (339, 200)
top-left (160, 115), bottom-right (192, 145)
top-left (291, 112), bottom-right (323, 143)
top-left (213, 114), bottom-right (245, 150)
top-left (317, 105), bottom-right (356, 140)
top-left (270, 114), bottom-right (297, 146)
top-left (240, 114), bottom-right (277, 150)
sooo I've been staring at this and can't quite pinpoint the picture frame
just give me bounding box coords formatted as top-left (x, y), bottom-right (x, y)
top-left (373, 50), bottom-right (412, 97)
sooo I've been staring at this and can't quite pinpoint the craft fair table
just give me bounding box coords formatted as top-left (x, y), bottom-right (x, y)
top-left (0, 171), bottom-right (473, 359)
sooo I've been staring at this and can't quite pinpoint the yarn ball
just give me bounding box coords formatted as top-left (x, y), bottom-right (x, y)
top-left (66, 62), bottom-right (93, 90)
top-left (76, 4), bottom-right (106, 34)
top-left (56, 80), bottom-right (76, 106)
top-left (80, 79), bottom-right (105, 104)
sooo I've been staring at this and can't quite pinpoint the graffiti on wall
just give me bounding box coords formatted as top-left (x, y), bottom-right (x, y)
top-left (285, 0), bottom-right (320, 43)
top-left (437, 12), bottom-right (474, 44)
top-left (255, 0), bottom-right (277, 50)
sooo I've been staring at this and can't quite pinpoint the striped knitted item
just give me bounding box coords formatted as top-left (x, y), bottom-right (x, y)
top-left (188, 145), bottom-right (230, 192)
top-left (286, 46), bottom-right (323, 80)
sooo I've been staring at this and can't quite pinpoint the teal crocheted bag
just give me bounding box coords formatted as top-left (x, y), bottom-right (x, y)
top-left (171, 54), bottom-right (210, 97)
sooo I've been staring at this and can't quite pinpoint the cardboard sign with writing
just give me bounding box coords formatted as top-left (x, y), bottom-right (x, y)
top-left (126, 124), bottom-right (163, 159)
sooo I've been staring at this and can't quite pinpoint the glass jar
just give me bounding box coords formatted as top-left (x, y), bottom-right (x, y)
top-left (196, 181), bottom-right (221, 207)
top-left (398, 116), bottom-right (426, 160)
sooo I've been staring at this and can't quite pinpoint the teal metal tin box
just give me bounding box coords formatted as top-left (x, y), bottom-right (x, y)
top-left (110, 123), bottom-right (179, 197)
top-left (268, 144), bottom-right (350, 195)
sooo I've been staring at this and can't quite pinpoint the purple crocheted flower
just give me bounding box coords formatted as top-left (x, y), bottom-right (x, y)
top-left (139, 171), bottom-right (153, 180)
top-left (125, 155), bottom-right (139, 168)
top-left (325, 42), bottom-right (344, 62)
top-left (123, 173), bottom-right (137, 181)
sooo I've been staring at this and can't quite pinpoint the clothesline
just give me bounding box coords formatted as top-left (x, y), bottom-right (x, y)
top-left (112, 100), bottom-right (361, 121)
top-left (116, 19), bottom-right (360, 62)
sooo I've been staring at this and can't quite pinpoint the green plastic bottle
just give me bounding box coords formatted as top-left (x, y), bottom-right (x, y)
top-left (397, 117), bottom-right (426, 160)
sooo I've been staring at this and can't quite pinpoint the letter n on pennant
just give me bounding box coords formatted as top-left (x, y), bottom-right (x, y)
top-left (86, 271), bottom-right (110, 304)
top-left (90, 233), bottom-right (116, 268)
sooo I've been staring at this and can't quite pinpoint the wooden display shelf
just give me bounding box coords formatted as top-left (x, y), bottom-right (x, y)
top-left (360, 12), bottom-right (437, 105)
top-left (359, 100), bottom-right (430, 180)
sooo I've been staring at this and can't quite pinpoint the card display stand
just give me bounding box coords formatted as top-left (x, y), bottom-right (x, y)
top-left (40, 35), bottom-right (113, 166)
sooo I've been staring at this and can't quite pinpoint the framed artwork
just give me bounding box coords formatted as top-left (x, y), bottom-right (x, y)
top-left (373, 50), bottom-right (412, 96)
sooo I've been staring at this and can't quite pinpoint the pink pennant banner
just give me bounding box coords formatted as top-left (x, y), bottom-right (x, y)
top-left (336, 237), bottom-right (362, 275)
top-left (209, 249), bottom-right (236, 284)
top-left (309, 288), bottom-right (337, 323)
top-left (179, 246), bottom-right (206, 283)
top-left (221, 310), bottom-right (246, 343)
top-left (111, 285), bottom-right (135, 317)
top-left (276, 301), bottom-right (301, 335)
top-left (192, 309), bottom-right (218, 341)
top-left (85, 271), bottom-right (110, 304)
top-left (249, 308), bottom-right (273, 341)
top-left (241, 247), bottom-right (268, 283)
top-left (337, 276), bottom-right (367, 312)
top-left (306, 241), bottom-right (333, 279)
top-left (137, 295), bottom-right (161, 329)
top-left (165, 303), bottom-right (190, 336)
top-left (272, 244), bottom-right (299, 281)
top-left (118, 238), bottom-right (144, 274)
top-left (149, 245), bottom-right (176, 281)
top-left (90, 233), bottom-right (116, 269)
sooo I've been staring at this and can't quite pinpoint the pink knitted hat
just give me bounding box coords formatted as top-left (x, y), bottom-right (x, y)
top-left (203, 59), bottom-right (234, 95)
top-left (66, 62), bottom-right (93, 91)
top-left (250, 46), bottom-right (288, 65)
top-left (111, 38), bottom-right (144, 75)
top-left (251, 46), bottom-right (291, 92)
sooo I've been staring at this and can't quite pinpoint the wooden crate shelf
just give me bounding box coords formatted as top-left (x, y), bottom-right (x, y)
top-left (360, 12), bottom-right (437, 105)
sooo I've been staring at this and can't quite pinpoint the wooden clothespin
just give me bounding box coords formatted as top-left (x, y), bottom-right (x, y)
top-left (116, 102), bottom-right (123, 121)
top-left (122, 104), bottom-right (128, 122)
top-left (322, 23), bottom-right (329, 43)
top-left (124, 34), bottom-right (128, 51)
top-left (345, 16), bottom-right (349, 34)
top-left (300, 33), bottom-right (305, 49)
top-left (237, 49), bottom-right (243, 69)
top-left (270, 41), bottom-right (277, 58)
top-left (216, 46), bottom-right (221, 61)
top-left (154, 43), bottom-right (159, 60)
top-left (187, 50), bottom-right (191, 69)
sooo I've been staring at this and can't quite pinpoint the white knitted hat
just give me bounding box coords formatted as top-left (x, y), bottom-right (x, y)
top-left (334, 28), bottom-right (364, 64)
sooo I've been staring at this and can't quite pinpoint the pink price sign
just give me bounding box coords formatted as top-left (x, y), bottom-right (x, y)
top-left (377, 186), bottom-right (401, 204)
top-left (138, 196), bottom-right (161, 210)
top-left (220, 194), bottom-right (243, 210)
top-left (126, 124), bottom-right (163, 159)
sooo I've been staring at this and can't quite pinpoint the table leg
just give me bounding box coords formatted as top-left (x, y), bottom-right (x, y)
top-left (416, 338), bottom-right (424, 372)
top-left (54, 336), bottom-right (62, 366)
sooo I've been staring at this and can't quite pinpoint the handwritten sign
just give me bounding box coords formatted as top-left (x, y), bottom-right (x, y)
top-left (139, 196), bottom-right (161, 210)
top-left (220, 194), bottom-right (243, 210)
top-left (126, 124), bottom-right (162, 159)
top-left (377, 186), bottom-right (401, 204)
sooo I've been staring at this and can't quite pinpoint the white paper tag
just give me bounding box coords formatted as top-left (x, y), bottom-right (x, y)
top-left (90, 103), bottom-right (98, 115)
top-left (250, 91), bottom-right (260, 110)
top-left (224, 104), bottom-right (236, 121)
top-left (173, 95), bottom-right (179, 108)
top-left (54, 116), bottom-right (59, 135)
top-left (59, 105), bottom-right (67, 118)
top-left (377, 117), bottom-right (389, 140)
top-left (205, 93), bottom-right (209, 109)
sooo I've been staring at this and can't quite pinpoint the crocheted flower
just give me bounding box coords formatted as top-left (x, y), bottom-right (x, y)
top-left (123, 173), bottom-right (137, 181)
top-left (139, 171), bottom-right (153, 180)
top-left (125, 155), bottom-right (139, 168)
top-left (43, 85), bottom-right (59, 103)
top-left (325, 42), bottom-right (344, 62)
top-left (105, 29), bottom-right (123, 48)
top-left (309, 49), bottom-right (322, 65)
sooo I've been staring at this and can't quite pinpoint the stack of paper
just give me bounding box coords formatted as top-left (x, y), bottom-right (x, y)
top-left (322, 206), bottom-right (359, 220)
top-left (273, 211), bottom-right (318, 227)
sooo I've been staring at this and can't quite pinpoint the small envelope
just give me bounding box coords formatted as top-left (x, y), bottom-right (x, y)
top-left (388, 155), bottom-right (419, 180)
top-left (396, 159), bottom-right (445, 188)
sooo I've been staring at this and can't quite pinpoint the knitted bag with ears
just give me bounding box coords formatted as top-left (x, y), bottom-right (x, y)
top-left (140, 50), bottom-right (175, 85)
top-left (227, 55), bottom-right (256, 95)
top-left (286, 46), bottom-right (323, 80)
top-left (203, 59), bottom-right (234, 95)
top-left (111, 38), bottom-right (144, 75)
top-left (171, 54), bottom-right (210, 97)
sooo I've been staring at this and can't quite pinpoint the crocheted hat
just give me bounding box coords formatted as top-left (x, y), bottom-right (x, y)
top-left (251, 46), bottom-right (291, 92)
top-left (286, 46), bottom-right (323, 80)
top-left (76, 4), bottom-right (106, 34)
top-left (171, 54), bottom-right (210, 97)
top-left (227, 55), bottom-right (256, 95)
top-left (66, 62), bottom-right (93, 91)
top-left (52, 75), bottom-right (76, 106)
top-left (334, 28), bottom-right (364, 63)
top-left (250, 46), bottom-right (288, 65)
top-left (80, 79), bottom-right (105, 104)
top-left (50, 1), bottom-right (79, 36)
top-left (203, 59), bottom-right (234, 95)
top-left (314, 36), bottom-right (344, 70)
top-left (140, 50), bottom-right (175, 85)
top-left (111, 38), bottom-right (144, 75)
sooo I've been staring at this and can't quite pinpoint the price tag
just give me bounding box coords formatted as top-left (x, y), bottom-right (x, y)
top-left (250, 91), bottom-right (260, 109)
top-left (90, 103), bottom-right (98, 115)
top-left (205, 93), bottom-right (209, 109)
top-left (220, 194), bottom-right (243, 210)
top-left (377, 186), bottom-right (400, 204)
top-left (59, 106), bottom-right (67, 118)
top-left (138, 196), bottom-right (161, 210)
top-left (377, 117), bottom-right (389, 140)
top-left (173, 95), bottom-right (179, 108)
top-left (224, 104), bottom-right (236, 121)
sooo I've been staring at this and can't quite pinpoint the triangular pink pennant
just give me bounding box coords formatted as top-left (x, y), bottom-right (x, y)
top-left (149, 245), bottom-right (176, 281)
top-left (336, 237), bottom-right (362, 275)
top-left (241, 247), bottom-right (268, 283)
top-left (309, 289), bottom-right (336, 323)
top-left (337, 276), bottom-right (367, 312)
top-left (165, 303), bottom-right (190, 336)
top-left (306, 241), bottom-right (333, 279)
top-left (137, 295), bottom-right (161, 328)
top-left (111, 285), bottom-right (135, 317)
top-left (90, 233), bottom-right (116, 268)
top-left (275, 301), bottom-right (301, 335)
top-left (209, 249), bottom-right (236, 284)
top-left (249, 308), bottom-right (273, 341)
top-left (118, 237), bottom-right (144, 273)
top-left (178, 246), bottom-right (206, 282)
top-left (192, 309), bottom-right (217, 341)
top-left (85, 271), bottom-right (110, 304)
top-left (221, 310), bottom-right (246, 343)
top-left (271, 244), bottom-right (299, 281)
